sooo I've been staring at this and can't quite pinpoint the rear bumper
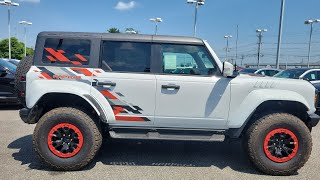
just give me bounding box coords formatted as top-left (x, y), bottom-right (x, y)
top-left (19, 106), bottom-right (42, 124)
top-left (309, 113), bottom-right (320, 127)
top-left (0, 96), bottom-right (20, 104)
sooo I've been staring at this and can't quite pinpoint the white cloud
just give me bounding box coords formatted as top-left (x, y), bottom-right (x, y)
top-left (114, 1), bottom-right (136, 11)
top-left (18, 0), bottom-right (40, 3)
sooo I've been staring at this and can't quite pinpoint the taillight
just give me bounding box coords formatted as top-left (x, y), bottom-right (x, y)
top-left (19, 91), bottom-right (25, 97)
top-left (20, 76), bottom-right (26, 81)
top-left (315, 90), bottom-right (319, 108)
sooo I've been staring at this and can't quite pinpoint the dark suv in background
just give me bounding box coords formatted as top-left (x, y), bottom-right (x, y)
top-left (0, 59), bottom-right (19, 105)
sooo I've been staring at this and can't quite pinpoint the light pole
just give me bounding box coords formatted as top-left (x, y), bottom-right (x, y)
top-left (150, 17), bottom-right (162, 35)
top-left (187, 0), bottom-right (205, 37)
top-left (224, 35), bottom-right (232, 62)
top-left (256, 29), bottom-right (267, 68)
top-left (276, 0), bottom-right (285, 69)
top-left (0, 0), bottom-right (19, 60)
top-left (305, 19), bottom-right (320, 68)
top-left (19, 21), bottom-right (32, 57)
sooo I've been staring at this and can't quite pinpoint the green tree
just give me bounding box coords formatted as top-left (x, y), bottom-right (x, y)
top-left (107, 28), bottom-right (120, 33)
top-left (0, 37), bottom-right (34, 60)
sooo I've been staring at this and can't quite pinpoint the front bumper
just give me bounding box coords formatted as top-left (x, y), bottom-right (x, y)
top-left (309, 113), bottom-right (320, 127)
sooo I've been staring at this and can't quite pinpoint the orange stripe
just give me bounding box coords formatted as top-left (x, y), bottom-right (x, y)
top-left (113, 106), bottom-right (124, 115)
top-left (45, 48), bottom-right (70, 62)
top-left (71, 61), bottom-right (82, 65)
top-left (115, 116), bottom-right (145, 122)
top-left (102, 90), bottom-right (117, 99)
top-left (41, 72), bottom-right (52, 79)
top-left (75, 54), bottom-right (88, 62)
top-left (70, 68), bottom-right (95, 76)
top-left (46, 55), bottom-right (56, 62)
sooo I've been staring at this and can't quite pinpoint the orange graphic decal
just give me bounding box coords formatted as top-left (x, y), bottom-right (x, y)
top-left (45, 48), bottom-right (70, 62)
top-left (75, 54), bottom-right (88, 62)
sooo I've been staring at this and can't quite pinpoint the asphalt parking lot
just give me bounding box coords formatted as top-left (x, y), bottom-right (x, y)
top-left (1, 108), bottom-right (320, 180)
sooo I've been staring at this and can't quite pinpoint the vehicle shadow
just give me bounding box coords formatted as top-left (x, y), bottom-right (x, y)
top-left (7, 135), bottom-right (263, 175)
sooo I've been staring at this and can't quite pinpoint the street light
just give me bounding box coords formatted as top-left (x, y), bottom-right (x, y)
top-left (150, 17), bottom-right (162, 35)
top-left (256, 29), bottom-right (267, 68)
top-left (224, 35), bottom-right (232, 62)
top-left (304, 19), bottom-right (320, 68)
top-left (276, 0), bottom-right (285, 69)
top-left (0, 0), bottom-right (19, 60)
top-left (187, 0), bottom-right (205, 37)
top-left (19, 21), bottom-right (32, 57)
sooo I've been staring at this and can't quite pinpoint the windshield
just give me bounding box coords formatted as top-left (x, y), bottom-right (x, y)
top-left (274, 69), bottom-right (308, 79)
top-left (239, 68), bottom-right (258, 74)
top-left (0, 59), bottom-right (17, 73)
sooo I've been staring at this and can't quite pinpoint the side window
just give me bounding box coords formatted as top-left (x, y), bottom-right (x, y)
top-left (42, 38), bottom-right (91, 66)
top-left (159, 44), bottom-right (219, 76)
top-left (268, 70), bottom-right (279, 77)
top-left (256, 70), bottom-right (265, 75)
top-left (100, 41), bottom-right (151, 73)
top-left (304, 71), bottom-right (317, 81)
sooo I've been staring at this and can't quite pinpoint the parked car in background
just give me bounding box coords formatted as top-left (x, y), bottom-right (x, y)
top-left (239, 68), bottom-right (281, 76)
top-left (2, 58), bottom-right (20, 66)
top-left (274, 68), bottom-right (320, 84)
top-left (0, 59), bottom-right (19, 105)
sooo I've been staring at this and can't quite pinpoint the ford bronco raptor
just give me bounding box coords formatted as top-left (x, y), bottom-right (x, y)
top-left (16, 32), bottom-right (320, 175)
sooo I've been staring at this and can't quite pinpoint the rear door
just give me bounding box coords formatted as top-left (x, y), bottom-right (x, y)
top-left (153, 43), bottom-right (231, 129)
top-left (93, 40), bottom-right (156, 127)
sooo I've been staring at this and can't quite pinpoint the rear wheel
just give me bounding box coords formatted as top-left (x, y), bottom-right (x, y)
top-left (33, 107), bottom-right (102, 170)
top-left (245, 113), bottom-right (312, 176)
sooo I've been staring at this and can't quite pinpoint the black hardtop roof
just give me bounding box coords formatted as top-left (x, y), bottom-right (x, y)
top-left (38, 31), bottom-right (204, 44)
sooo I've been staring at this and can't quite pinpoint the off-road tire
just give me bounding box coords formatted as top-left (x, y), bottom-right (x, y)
top-left (14, 55), bottom-right (33, 105)
top-left (33, 107), bottom-right (102, 170)
top-left (245, 113), bottom-right (312, 176)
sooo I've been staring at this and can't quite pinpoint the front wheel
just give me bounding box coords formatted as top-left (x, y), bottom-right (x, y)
top-left (33, 107), bottom-right (102, 170)
top-left (245, 113), bottom-right (312, 176)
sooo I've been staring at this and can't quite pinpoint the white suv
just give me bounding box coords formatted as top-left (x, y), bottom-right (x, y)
top-left (16, 32), bottom-right (320, 175)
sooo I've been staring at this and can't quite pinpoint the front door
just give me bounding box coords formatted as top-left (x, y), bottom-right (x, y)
top-left (154, 43), bottom-right (231, 129)
top-left (94, 41), bottom-right (156, 126)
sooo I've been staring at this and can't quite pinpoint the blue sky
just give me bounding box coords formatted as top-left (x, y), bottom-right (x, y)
top-left (0, 0), bottom-right (320, 65)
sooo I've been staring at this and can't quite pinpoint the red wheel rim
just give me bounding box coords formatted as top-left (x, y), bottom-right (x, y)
top-left (263, 128), bottom-right (298, 163)
top-left (47, 123), bottom-right (84, 158)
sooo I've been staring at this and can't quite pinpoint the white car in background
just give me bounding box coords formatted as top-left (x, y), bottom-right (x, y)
top-left (274, 68), bottom-right (320, 84)
top-left (239, 68), bottom-right (281, 77)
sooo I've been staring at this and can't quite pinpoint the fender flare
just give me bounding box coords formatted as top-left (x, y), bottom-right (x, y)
top-left (26, 80), bottom-right (115, 122)
top-left (227, 89), bottom-right (311, 129)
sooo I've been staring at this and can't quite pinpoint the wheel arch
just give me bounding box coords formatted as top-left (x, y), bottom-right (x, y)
top-left (228, 100), bottom-right (310, 138)
top-left (31, 92), bottom-right (108, 124)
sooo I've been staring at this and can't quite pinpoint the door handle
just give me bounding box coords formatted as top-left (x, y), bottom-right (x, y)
top-left (162, 84), bottom-right (180, 90)
top-left (94, 79), bottom-right (116, 87)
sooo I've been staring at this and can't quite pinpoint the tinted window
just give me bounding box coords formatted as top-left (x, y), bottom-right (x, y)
top-left (239, 68), bottom-right (258, 74)
top-left (42, 38), bottom-right (91, 66)
top-left (0, 59), bottom-right (16, 72)
top-left (267, 70), bottom-right (279, 76)
top-left (274, 69), bottom-right (309, 79)
top-left (159, 44), bottom-right (219, 76)
top-left (100, 41), bottom-right (151, 73)
top-left (304, 71), bottom-right (319, 81)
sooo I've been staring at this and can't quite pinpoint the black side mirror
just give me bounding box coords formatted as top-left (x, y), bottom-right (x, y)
top-left (302, 77), bottom-right (310, 81)
top-left (0, 70), bottom-right (8, 77)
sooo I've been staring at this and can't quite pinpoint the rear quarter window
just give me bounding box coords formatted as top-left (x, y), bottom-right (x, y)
top-left (42, 38), bottom-right (91, 66)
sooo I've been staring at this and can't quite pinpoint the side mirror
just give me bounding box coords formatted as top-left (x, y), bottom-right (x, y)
top-left (302, 77), bottom-right (310, 81)
top-left (222, 62), bottom-right (234, 77)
